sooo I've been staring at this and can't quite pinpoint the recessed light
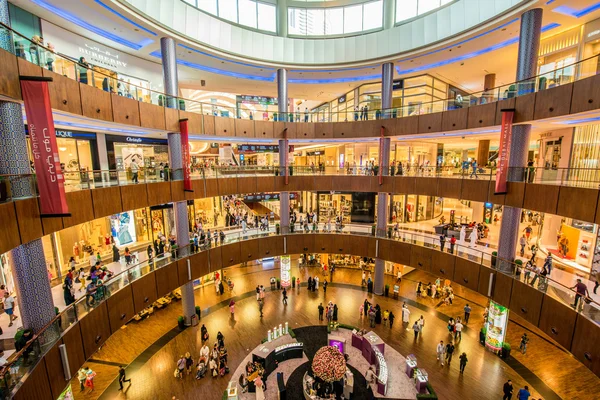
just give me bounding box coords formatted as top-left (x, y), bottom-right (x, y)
top-left (502, 28), bottom-right (506, 31)
top-left (134, 28), bottom-right (139, 32)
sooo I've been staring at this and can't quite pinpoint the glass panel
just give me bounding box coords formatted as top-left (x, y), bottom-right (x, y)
top-left (198, 0), bottom-right (218, 14)
top-left (363, 1), bottom-right (383, 31)
top-left (183, 0), bottom-right (197, 5)
top-left (418, 0), bottom-right (441, 14)
top-left (396, 0), bottom-right (418, 22)
top-left (288, 8), bottom-right (306, 35)
top-left (257, 3), bottom-right (277, 32)
top-left (238, 0), bottom-right (258, 29)
top-left (344, 4), bottom-right (363, 34)
top-left (306, 8), bottom-right (325, 36)
top-left (325, 7), bottom-right (344, 35)
top-left (219, 0), bottom-right (238, 22)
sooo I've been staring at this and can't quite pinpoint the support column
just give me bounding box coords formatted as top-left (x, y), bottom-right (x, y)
top-left (277, 0), bottom-right (288, 37)
top-left (383, 0), bottom-right (396, 30)
top-left (277, 69), bottom-right (291, 233)
top-left (484, 73), bottom-right (496, 92)
top-left (0, 1), bottom-right (56, 333)
top-left (374, 137), bottom-right (391, 295)
top-left (161, 37), bottom-right (195, 324)
top-left (497, 8), bottom-right (542, 274)
top-left (381, 62), bottom-right (394, 119)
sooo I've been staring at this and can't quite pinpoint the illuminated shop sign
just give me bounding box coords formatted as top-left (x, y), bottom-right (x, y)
top-left (280, 255), bottom-right (291, 288)
top-left (485, 301), bottom-right (509, 352)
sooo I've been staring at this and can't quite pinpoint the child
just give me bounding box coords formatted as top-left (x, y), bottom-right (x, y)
top-left (196, 360), bottom-right (206, 379)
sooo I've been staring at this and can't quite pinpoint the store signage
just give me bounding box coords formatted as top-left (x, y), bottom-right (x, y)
top-left (25, 126), bottom-right (96, 140)
top-left (485, 301), bottom-right (509, 352)
top-left (237, 95), bottom-right (277, 105)
top-left (393, 79), bottom-right (404, 91)
top-left (338, 95), bottom-right (346, 104)
top-left (180, 119), bottom-right (193, 192)
top-left (243, 193), bottom-right (297, 202)
top-left (126, 137), bottom-right (143, 143)
top-left (79, 43), bottom-right (127, 69)
top-left (238, 144), bottom-right (294, 153)
top-left (306, 151), bottom-right (323, 156)
top-left (280, 255), bottom-right (291, 288)
top-left (21, 78), bottom-right (70, 217)
top-left (495, 110), bottom-right (514, 194)
top-left (584, 18), bottom-right (600, 42)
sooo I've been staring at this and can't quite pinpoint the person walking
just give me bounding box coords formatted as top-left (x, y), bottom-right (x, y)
top-left (368, 307), bottom-right (376, 328)
top-left (361, 271), bottom-right (367, 286)
top-left (118, 366), bottom-right (131, 390)
top-left (439, 234), bottom-right (446, 252)
top-left (258, 298), bottom-right (264, 317)
top-left (594, 269), bottom-right (600, 294)
top-left (130, 159), bottom-right (139, 183)
top-left (229, 300), bottom-right (235, 315)
top-left (77, 368), bottom-right (87, 392)
top-left (389, 311), bottom-right (395, 328)
top-left (459, 352), bottom-right (468, 373)
top-left (570, 278), bottom-right (590, 310)
top-left (503, 380), bottom-right (514, 400)
top-left (402, 303), bottom-right (411, 325)
top-left (323, 279), bottom-right (328, 294)
top-left (519, 235), bottom-right (527, 257)
top-left (454, 320), bottom-right (463, 341)
top-left (412, 321), bottom-right (420, 339)
top-left (445, 341), bottom-right (455, 365)
top-left (470, 159), bottom-right (478, 179)
top-left (282, 288), bottom-right (288, 305)
top-left (436, 341), bottom-right (445, 365)
top-left (383, 309), bottom-right (389, 326)
top-left (450, 235), bottom-right (456, 254)
top-left (463, 304), bottom-right (471, 323)
top-left (177, 356), bottom-right (186, 379)
top-left (3, 292), bottom-right (17, 327)
top-left (418, 315), bottom-right (425, 333)
top-left (517, 386), bottom-right (531, 400)
top-left (318, 303), bottom-right (324, 321)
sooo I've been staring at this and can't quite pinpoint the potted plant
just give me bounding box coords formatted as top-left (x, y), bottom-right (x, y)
top-left (501, 342), bottom-right (511, 358)
top-left (388, 226), bottom-right (393, 239)
top-left (195, 306), bottom-right (201, 319)
top-left (373, 165), bottom-right (379, 176)
top-left (290, 223), bottom-right (295, 233)
top-left (177, 315), bottom-right (185, 330)
top-left (289, 165), bottom-right (294, 176)
top-left (276, 223), bottom-right (280, 234)
top-left (479, 326), bottom-right (487, 345)
top-left (384, 284), bottom-right (390, 297)
top-left (292, 276), bottom-right (296, 288)
top-left (491, 251), bottom-right (497, 267)
top-left (514, 259), bottom-right (523, 276)
top-left (371, 225), bottom-right (376, 236)
top-left (276, 278), bottom-right (281, 290)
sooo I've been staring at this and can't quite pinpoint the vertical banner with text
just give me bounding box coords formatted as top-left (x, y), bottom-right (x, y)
top-left (21, 77), bottom-right (70, 216)
top-left (495, 110), bottom-right (514, 194)
top-left (179, 119), bottom-right (193, 192)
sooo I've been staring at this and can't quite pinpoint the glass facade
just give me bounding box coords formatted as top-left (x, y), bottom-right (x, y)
top-left (395, 0), bottom-right (454, 24)
top-left (288, 1), bottom-right (383, 36)
top-left (184, 0), bottom-right (277, 32)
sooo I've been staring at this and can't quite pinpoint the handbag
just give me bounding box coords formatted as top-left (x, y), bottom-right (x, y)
top-left (174, 369), bottom-right (180, 378)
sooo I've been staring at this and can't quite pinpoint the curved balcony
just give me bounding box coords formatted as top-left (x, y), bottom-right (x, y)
top-left (2, 23), bottom-right (600, 141)
top-left (4, 225), bottom-right (600, 399)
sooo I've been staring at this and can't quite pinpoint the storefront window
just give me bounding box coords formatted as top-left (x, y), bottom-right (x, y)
top-left (569, 124), bottom-right (600, 184)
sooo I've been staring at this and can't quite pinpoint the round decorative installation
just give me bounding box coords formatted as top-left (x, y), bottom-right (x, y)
top-left (312, 346), bottom-right (346, 382)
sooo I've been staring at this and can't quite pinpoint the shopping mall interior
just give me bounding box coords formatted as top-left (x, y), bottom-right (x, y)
top-left (4, 0), bottom-right (600, 399)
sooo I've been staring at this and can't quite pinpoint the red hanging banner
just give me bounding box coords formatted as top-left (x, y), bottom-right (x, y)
top-left (378, 126), bottom-right (384, 185)
top-left (21, 77), bottom-right (70, 217)
top-left (179, 119), bottom-right (193, 192)
top-left (495, 109), bottom-right (515, 195)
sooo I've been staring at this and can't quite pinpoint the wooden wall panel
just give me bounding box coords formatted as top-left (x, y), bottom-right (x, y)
top-left (487, 182), bottom-right (505, 205)
top-left (139, 102), bottom-right (166, 130)
top-left (256, 176), bottom-right (276, 193)
top-left (557, 186), bottom-right (598, 223)
top-left (533, 83), bottom-right (573, 120)
top-left (460, 179), bottom-right (489, 202)
top-left (258, 236), bottom-right (284, 258)
top-left (344, 235), bottom-right (368, 258)
top-left (523, 184), bottom-right (559, 215)
top-left (188, 251), bottom-right (209, 281)
top-left (92, 186), bottom-right (122, 218)
top-left (79, 302), bottom-right (111, 358)
top-left (287, 176), bottom-right (313, 192)
top-left (146, 182), bottom-right (172, 206)
top-left (414, 177), bottom-right (438, 196)
top-left (272, 121), bottom-right (286, 139)
top-left (504, 181), bottom-right (525, 208)
top-left (0, 48), bottom-right (21, 100)
top-left (17, 57), bottom-right (42, 77)
top-left (165, 107), bottom-right (180, 132)
top-left (111, 94), bottom-right (141, 126)
top-left (62, 324), bottom-right (85, 378)
top-left (409, 245), bottom-right (432, 273)
top-left (177, 258), bottom-right (190, 286)
top-left (509, 283), bottom-right (544, 326)
top-left (431, 250), bottom-right (455, 279)
top-left (466, 103), bottom-right (496, 129)
top-left (538, 295), bottom-right (577, 350)
top-left (44, 342), bottom-right (69, 399)
top-left (13, 198), bottom-right (42, 245)
top-left (332, 122), bottom-right (354, 139)
top-left (208, 247), bottom-right (222, 271)
top-left (42, 69), bottom-right (82, 115)
top-left (492, 272), bottom-right (513, 307)
top-left (417, 112), bottom-right (443, 133)
top-left (63, 190), bottom-right (95, 228)
top-left (571, 315), bottom-right (600, 376)
top-left (255, 120), bottom-right (274, 138)
top-left (120, 183), bottom-right (149, 211)
top-left (330, 176), bottom-right (354, 193)
top-left (294, 122), bottom-right (315, 139)
top-left (394, 177), bottom-right (416, 194)
top-left (205, 178), bottom-right (219, 198)
top-left (240, 239), bottom-right (260, 262)
top-left (217, 177), bottom-right (238, 196)
top-left (477, 266), bottom-right (494, 297)
top-left (13, 357), bottom-right (52, 400)
top-left (314, 122), bottom-right (334, 139)
top-left (42, 212), bottom-right (64, 236)
top-left (131, 273), bottom-right (158, 313)
top-left (396, 116), bottom-right (419, 135)
top-left (235, 119), bottom-right (255, 138)
top-left (314, 234), bottom-right (336, 254)
top-left (155, 261), bottom-right (180, 296)
top-left (0, 202), bottom-right (21, 254)
top-left (221, 241), bottom-right (242, 267)
top-left (453, 258), bottom-right (480, 292)
top-left (237, 176), bottom-right (257, 194)
top-left (495, 98), bottom-right (515, 125)
top-left (376, 239), bottom-right (392, 263)
top-left (202, 115), bottom-right (215, 135)
top-left (514, 93), bottom-right (536, 123)
top-left (170, 180), bottom-right (185, 203)
top-left (79, 83), bottom-right (112, 121)
top-left (214, 116), bottom-right (235, 136)
top-left (106, 285), bottom-right (135, 334)
top-left (178, 111), bottom-right (201, 134)
top-left (437, 178), bottom-right (461, 200)
top-left (441, 108), bottom-right (468, 131)
top-left (286, 234), bottom-right (314, 255)
top-left (571, 73), bottom-right (600, 114)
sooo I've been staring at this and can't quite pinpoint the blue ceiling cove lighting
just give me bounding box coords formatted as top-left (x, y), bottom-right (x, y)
top-left (94, 0), bottom-right (157, 36)
top-left (552, 2), bottom-right (600, 18)
top-left (178, 44), bottom-right (273, 71)
top-left (396, 23), bottom-right (559, 75)
top-left (30, 0), bottom-right (152, 50)
top-left (54, 120), bottom-right (150, 134)
top-left (289, 74), bottom-right (382, 84)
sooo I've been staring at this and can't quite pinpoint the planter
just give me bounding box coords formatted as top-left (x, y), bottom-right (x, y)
top-left (501, 347), bottom-right (511, 359)
top-left (195, 306), bottom-right (201, 319)
top-left (276, 279), bottom-right (281, 290)
top-left (388, 227), bottom-right (393, 239)
top-left (292, 277), bottom-right (296, 288)
top-left (177, 316), bottom-right (185, 330)
top-left (384, 286), bottom-right (389, 297)
top-left (491, 251), bottom-right (497, 267)
top-left (276, 224), bottom-right (280, 234)
top-left (371, 225), bottom-right (376, 236)
top-left (289, 166), bottom-right (294, 176)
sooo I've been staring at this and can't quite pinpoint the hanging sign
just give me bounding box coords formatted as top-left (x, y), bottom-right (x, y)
top-left (179, 119), bottom-right (193, 192)
top-left (280, 255), bottom-right (291, 288)
top-left (21, 77), bottom-right (70, 217)
top-left (495, 110), bottom-right (514, 194)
